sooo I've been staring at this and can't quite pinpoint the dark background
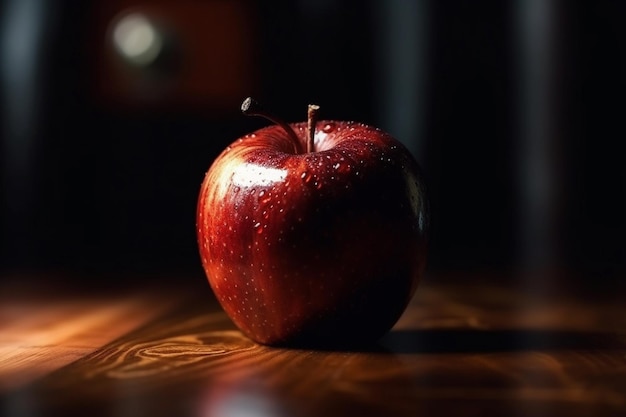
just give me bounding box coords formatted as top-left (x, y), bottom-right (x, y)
top-left (1, 0), bottom-right (624, 294)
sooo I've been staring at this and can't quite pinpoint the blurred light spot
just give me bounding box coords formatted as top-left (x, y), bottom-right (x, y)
top-left (200, 381), bottom-right (286, 417)
top-left (515, 0), bottom-right (557, 275)
top-left (374, 0), bottom-right (428, 160)
top-left (112, 13), bottom-right (163, 67)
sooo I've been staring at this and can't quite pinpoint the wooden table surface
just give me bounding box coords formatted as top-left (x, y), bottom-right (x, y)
top-left (1, 274), bottom-right (625, 417)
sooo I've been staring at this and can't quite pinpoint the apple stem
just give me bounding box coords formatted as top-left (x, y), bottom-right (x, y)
top-left (241, 97), bottom-right (303, 154)
top-left (307, 104), bottom-right (320, 153)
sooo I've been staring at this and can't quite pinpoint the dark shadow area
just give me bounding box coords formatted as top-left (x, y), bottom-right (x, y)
top-left (378, 328), bottom-right (626, 354)
top-left (280, 328), bottom-right (626, 354)
top-left (1, 1), bottom-right (625, 295)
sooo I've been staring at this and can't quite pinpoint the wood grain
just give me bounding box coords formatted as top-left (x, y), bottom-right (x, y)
top-left (2, 279), bottom-right (626, 417)
top-left (0, 280), bottom-right (183, 392)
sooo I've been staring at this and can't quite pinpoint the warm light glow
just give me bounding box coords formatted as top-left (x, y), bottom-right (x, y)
top-left (0, 293), bottom-right (177, 392)
top-left (112, 13), bottom-right (162, 66)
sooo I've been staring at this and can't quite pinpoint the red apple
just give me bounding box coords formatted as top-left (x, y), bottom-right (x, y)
top-left (197, 98), bottom-right (428, 347)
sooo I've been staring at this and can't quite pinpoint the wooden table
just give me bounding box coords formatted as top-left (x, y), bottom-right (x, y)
top-left (1, 274), bottom-right (625, 417)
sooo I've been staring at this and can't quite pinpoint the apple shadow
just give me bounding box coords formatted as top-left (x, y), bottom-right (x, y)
top-left (375, 328), bottom-right (626, 354)
top-left (282, 328), bottom-right (623, 353)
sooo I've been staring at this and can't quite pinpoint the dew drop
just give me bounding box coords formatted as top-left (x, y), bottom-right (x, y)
top-left (301, 171), bottom-right (312, 183)
top-left (258, 189), bottom-right (272, 205)
top-left (322, 122), bottom-right (336, 133)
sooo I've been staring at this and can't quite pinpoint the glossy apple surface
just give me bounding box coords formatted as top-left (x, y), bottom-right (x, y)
top-left (197, 119), bottom-right (428, 347)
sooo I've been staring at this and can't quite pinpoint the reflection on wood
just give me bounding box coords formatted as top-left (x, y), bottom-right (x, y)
top-left (2, 281), bottom-right (626, 417)
top-left (0, 287), bottom-right (179, 392)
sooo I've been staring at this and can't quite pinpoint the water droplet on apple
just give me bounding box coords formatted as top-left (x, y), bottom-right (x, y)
top-left (322, 122), bottom-right (336, 133)
top-left (254, 222), bottom-right (261, 228)
top-left (259, 191), bottom-right (271, 205)
top-left (333, 162), bottom-right (341, 170)
top-left (301, 171), bottom-right (312, 183)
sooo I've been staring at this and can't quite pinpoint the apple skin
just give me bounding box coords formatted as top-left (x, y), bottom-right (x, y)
top-left (197, 120), bottom-right (428, 347)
